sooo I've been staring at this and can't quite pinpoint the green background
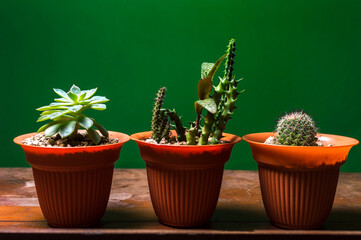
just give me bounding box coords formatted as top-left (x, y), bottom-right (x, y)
top-left (1, 0), bottom-right (360, 171)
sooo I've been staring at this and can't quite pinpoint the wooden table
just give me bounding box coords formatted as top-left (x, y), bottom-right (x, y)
top-left (1, 168), bottom-right (361, 239)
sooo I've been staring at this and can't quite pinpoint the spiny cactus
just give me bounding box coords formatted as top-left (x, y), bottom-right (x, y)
top-left (150, 39), bottom-right (243, 145)
top-left (210, 39), bottom-right (243, 144)
top-left (276, 111), bottom-right (318, 146)
top-left (166, 109), bottom-right (186, 141)
top-left (151, 87), bottom-right (170, 143)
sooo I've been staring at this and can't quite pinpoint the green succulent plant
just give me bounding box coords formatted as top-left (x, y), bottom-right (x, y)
top-left (36, 85), bottom-right (109, 144)
top-left (276, 111), bottom-right (318, 146)
top-left (151, 39), bottom-right (243, 145)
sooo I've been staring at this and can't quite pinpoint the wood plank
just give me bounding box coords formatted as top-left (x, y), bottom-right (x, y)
top-left (0, 168), bottom-right (361, 239)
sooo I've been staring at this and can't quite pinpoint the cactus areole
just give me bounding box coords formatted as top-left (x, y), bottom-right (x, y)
top-left (149, 39), bottom-right (244, 145)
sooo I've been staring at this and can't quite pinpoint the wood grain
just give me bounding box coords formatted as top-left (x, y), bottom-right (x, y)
top-left (1, 168), bottom-right (361, 239)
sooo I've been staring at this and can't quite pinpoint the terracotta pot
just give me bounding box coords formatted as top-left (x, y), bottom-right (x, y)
top-left (14, 131), bottom-right (130, 228)
top-left (243, 132), bottom-right (359, 229)
top-left (131, 131), bottom-right (241, 227)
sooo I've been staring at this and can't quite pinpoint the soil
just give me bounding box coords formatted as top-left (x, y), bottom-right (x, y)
top-left (264, 135), bottom-right (329, 146)
top-left (144, 136), bottom-right (229, 145)
top-left (22, 132), bottom-right (119, 147)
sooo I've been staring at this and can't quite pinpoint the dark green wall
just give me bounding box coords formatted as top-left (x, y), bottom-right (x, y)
top-left (1, 0), bottom-right (360, 171)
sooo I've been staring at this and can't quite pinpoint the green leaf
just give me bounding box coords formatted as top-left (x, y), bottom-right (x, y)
top-left (91, 104), bottom-right (106, 110)
top-left (53, 88), bottom-right (71, 100)
top-left (78, 115), bottom-right (93, 130)
top-left (36, 105), bottom-right (68, 111)
top-left (89, 96), bottom-right (109, 104)
top-left (85, 88), bottom-right (97, 99)
top-left (67, 91), bottom-right (78, 102)
top-left (87, 128), bottom-right (101, 144)
top-left (49, 110), bottom-right (69, 119)
top-left (201, 63), bottom-right (214, 79)
top-left (37, 121), bottom-right (60, 133)
top-left (197, 54), bottom-right (226, 101)
top-left (207, 53), bottom-right (226, 79)
top-left (78, 92), bottom-right (87, 101)
top-left (197, 76), bottom-right (212, 101)
top-left (53, 115), bottom-right (76, 121)
top-left (92, 119), bottom-right (109, 137)
top-left (196, 98), bottom-right (217, 114)
top-left (195, 54), bottom-right (226, 115)
top-left (70, 84), bottom-right (81, 95)
top-left (41, 110), bottom-right (59, 116)
top-left (54, 98), bottom-right (72, 103)
top-left (36, 115), bottom-right (50, 122)
top-left (68, 105), bottom-right (83, 112)
top-left (44, 123), bottom-right (63, 137)
top-left (50, 102), bottom-right (74, 106)
top-left (59, 121), bottom-right (77, 138)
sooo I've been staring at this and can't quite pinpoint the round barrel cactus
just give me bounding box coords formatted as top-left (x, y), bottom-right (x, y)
top-left (276, 111), bottom-right (318, 146)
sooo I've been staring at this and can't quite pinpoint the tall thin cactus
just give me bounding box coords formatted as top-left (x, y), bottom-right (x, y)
top-left (211, 39), bottom-right (242, 144)
top-left (151, 87), bottom-right (170, 143)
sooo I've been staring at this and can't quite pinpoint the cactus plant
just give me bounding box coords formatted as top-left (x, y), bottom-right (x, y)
top-left (151, 87), bottom-right (170, 143)
top-left (275, 111), bottom-right (318, 146)
top-left (36, 84), bottom-right (109, 144)
top-left (150, 39), bottom-right (243, 145)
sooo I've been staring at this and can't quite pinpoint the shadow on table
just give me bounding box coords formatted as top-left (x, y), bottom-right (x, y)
top-left (97, 204), bottom-right (277, 231)
top-left (324, 207), bottom-right (361, 230)
top-left (96, 203), bottom-right (361, 231)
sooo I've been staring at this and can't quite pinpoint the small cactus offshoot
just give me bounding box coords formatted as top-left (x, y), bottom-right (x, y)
top-left (150, 39), bottom-right (243, 145)
top-left (266, 111), bottom-right (319, 146)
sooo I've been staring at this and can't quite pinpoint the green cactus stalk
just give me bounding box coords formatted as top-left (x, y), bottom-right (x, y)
top-left (166, 109), bottom-right (186, 141)
top-left (276, 111), bottom-right (318, 146)
top-left (151, 87), bottom-right (170, 143)
top-left (186, 124), bottom-right (197, 145)
top-left (211, 39), bottom-right (241, 144)
top-left (198, 112), bottom-right (215, 145)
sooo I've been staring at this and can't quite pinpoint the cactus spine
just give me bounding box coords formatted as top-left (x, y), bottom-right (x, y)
top-left (151, 87), bottom-right (170, 143)
top-left (211, 39), bottom-right (241, 144)
top-left (276, 111), bottom-right (318, 146)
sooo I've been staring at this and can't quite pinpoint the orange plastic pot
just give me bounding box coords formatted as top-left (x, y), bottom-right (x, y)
top-left (14, 131), bottom-right (130, 228)
top-left (243, 132), bottom-right (359, 229)
top-left (131, 131), bottom-right (241, 227)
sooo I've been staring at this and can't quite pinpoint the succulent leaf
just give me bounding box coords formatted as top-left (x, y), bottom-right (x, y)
top-left (70, 85), bottom-right (81, 95)
top-left (78, 115), bottom-right (93, 130)
top-left (53, 88), bottom-right (71, 100)
top-left (90, 104), bottom-right (106, 110)
top-left (92, 118), bottom-right (109, 137)
top-left (59, 121), bottom-right (77, 138)
top-left (36, 85), bottom-right (109, 144)
top-left (85, 88), bottom-right (97, 99)
top-left (201, 63), bottom-right (214, 79)
top-left (196, 98), bottom-right (217, 114)
top-left (87, 128), bottom-right (101, 144)
top-left (44, 123), bottom-right (63, 137)
top-left (67, 91), bottom-right (78, 102)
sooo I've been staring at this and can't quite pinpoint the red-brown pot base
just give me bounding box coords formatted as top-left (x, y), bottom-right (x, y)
top-left (146, 164), bottom-right (224, 228)
top-left (258, 164), bottom-right (340, 230)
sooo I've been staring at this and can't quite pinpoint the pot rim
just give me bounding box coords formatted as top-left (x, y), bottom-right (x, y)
top-left (130, 130), bottom-right (242, 148)
top-left (14, 130), bottom-right (131, 150)
top-left (242, 132), bottom-right (359, 148)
